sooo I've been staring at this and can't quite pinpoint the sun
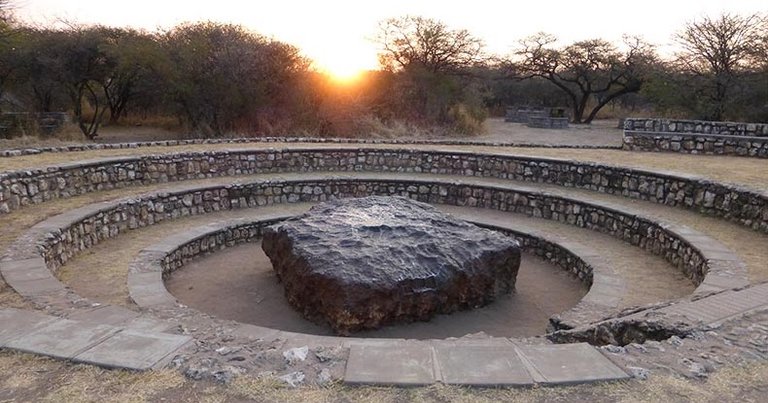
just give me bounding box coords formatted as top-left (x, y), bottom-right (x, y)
top-left (313, 48), bottom-right (377, 85)
top-left (322, 61), bottom-right (366, 84)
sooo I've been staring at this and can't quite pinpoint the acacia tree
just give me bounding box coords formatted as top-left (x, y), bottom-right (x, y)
top-left (377, 16), bottom-right (484, 73)
top-left (674, 13), bottom-right (767, 121)
top-left (100, 28), bottom-right (167, 123)
top-left (375, 16), bottom-right (488, 131)
top-left (48, 26), bottom-right (117, 138)
top-left (512, 33), bottom-right (657, 123)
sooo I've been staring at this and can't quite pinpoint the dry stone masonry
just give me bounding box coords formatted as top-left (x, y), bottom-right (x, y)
top-left (623, 118), bottom-right (768, 157)
top-left (1, 148), bottom-right (766, 234)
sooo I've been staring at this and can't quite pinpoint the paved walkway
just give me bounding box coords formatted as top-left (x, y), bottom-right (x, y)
top-left (0, 308), bottom-right (191, 370)
top-left (659, 282), bottom-right (768, 325)
top-left (344, 339), bottom-right (629, 386)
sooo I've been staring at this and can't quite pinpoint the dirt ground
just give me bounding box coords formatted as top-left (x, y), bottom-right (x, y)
top-left (166, 243), bottom-right (587, 339)
top-left (466, 118), bottom-right (623, 146)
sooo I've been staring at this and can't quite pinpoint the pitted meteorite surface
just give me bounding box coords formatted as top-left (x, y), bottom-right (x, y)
top-left (262, 196), bottom-right (521, 334)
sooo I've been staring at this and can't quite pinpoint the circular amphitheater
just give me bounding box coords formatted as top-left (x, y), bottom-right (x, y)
top-left (1, 134), bottom-right (767, 387)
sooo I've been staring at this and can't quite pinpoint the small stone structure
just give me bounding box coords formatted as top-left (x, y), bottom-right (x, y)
top-left (505, 106), bottom-right (569, 129)
top-left (0, 112), bottom-right (69, 138)
top-left (262, 196), bottom-right (521, 334)
top-left (527, 116), bottom-right (569, 129)
top-left (623, 118), bottom-right (768, 158)
top-left (505, 106), bottom-right (549, 123)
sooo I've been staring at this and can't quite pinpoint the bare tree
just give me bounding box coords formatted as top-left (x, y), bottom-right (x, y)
top-left (674, 13), bottom-right (767, 120)
top-left (512, 33), bottom-right (657, 123)
top-left (376, 16), bottom-right (485, 74)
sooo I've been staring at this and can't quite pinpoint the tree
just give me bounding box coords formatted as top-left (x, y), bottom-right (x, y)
top-left (99, 28), bottom-right (167, 123)
top-left (47, 26), bottom-right (117, 139)
top-left (377, 16), bottom-right (485, 73)
top-left (674, 13), bottom-right (767, 121)
top-left (162, 22), bottom-right (309, 135)
top-left (0, 0), bottom-right (17, 110)
top-left (512, 33), bottom-right (657, 123)
top-left (375, 16), bottom-right (488, 133)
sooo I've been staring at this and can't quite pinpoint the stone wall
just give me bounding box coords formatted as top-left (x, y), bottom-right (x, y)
top-left (28, 177), bottom-right (745, 301)
top-left (0, 137), bottom-right (616, 158)
top-left (527, 116), bottom-right (569, 129)
top-left (625, 118), bottom-right (768, 137)
top-left (2, 148), bottom-right (766, 233)
top-left (623, 118), bottom-right (768, 157)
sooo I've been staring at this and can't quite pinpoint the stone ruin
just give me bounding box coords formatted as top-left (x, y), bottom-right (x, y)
top-left (262, 196), bottom-right (521, 335)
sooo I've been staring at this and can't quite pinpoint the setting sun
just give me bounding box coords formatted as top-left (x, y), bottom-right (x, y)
top-left (322, 63), bottom-right (365, 84)
top-left (310, 44), bottom-right (378, 84)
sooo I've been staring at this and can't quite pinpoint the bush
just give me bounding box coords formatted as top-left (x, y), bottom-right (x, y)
top-left (447, 103), bottom-right (487, 135)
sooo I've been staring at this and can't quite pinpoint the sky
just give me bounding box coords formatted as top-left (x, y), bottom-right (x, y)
top-left (12, 0), bottom-right (767, 79)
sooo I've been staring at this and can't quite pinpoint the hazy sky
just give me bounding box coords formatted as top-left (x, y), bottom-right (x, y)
top-left (13, 0), bottom-right (767, 78)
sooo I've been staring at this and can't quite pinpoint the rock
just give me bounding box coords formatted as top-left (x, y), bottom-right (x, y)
top-left (687, 361), bottom-right (708, 378)
top-left (628, 343), bottom-right (647, 353)
top-left (668, 335), bottom-right (684, 347)
top-left (213, 366), bottom-right (242, 384)
top-left (314, 346), bottom-right (342, 363)
top-left (216, 346), bottom-right (242, 356)
top-left (627, 366), bottom-right (650, 380)
top-left (279, 371), bottom-right (306, 387)
top-left (283, 346), bottom-right (309, 365)
top-left (601, 344), bottom-right (627, 354)
top-left (317, 368), bottom-right (333, 385)
top-left (262, 196), bottom-right (521, 334)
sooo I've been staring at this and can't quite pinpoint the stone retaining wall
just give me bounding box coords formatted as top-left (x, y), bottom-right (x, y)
top-left (625, 118), bottom-right (768, 137)
top-left (2, 148), bottom-right (766, 233)
top-left (23, 177), bottom-right (744, 302)
top-left (0, 137), bottom-right (616, 158)
top-left (127, 217), bottom-right (622, 330)
top-left (623, 118), bottom-right (768, 157)
top-left (527, 116), bottom-right (569, 129)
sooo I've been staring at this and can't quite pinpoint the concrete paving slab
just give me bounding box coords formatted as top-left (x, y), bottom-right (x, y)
top-left (344, 344), bottom-right (434, 386)
top-left (11, 276), bottom-right (66, 297)
top-left (123, 317), bottom-right (177, 333)
top-left (517, 343), bottom-right (629, 385)
top-left (6, 319), bottom-right (120, 359)
top-left (434, 345), bottom-right (534, 386)
top-left (67, 305), bottom-right (140, 327)
top-left (75, 330), bottom-right (192, 370)
top-left (0, 308), bottom-right (58, 347)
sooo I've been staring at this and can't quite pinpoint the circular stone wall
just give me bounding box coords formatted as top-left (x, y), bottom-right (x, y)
top-left (166, 240), bottom-right (587, 339)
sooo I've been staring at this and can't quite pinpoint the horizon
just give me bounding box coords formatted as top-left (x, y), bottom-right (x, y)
top-left (11, 0), bottom-right (768, 80)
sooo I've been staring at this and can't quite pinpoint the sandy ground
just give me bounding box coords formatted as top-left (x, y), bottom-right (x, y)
top-left (466, 118), bottom-right (623, 146)
top-left (166, 242), bottom-right (587, 339)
